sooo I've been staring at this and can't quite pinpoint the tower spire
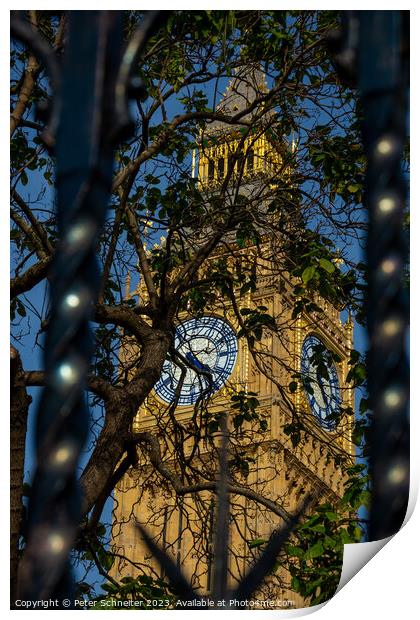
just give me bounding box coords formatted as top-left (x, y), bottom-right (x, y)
top-left (216, 63), bottom-right (268, 118)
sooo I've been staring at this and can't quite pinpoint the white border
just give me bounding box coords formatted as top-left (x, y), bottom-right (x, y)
top-left (3, 4), bottom-right (417, 619)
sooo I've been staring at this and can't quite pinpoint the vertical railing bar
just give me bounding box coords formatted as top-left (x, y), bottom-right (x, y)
top-left (11, 10), bottom-right (171, 604)
top-left (330, 10), bottom-right (410, 541)
top-left (212, 412), bottom-right (231, 603)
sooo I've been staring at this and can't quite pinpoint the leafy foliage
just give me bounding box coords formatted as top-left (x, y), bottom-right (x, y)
top-left (93, 575), bottom-right (175, 608)
top-left (285, 464), bottom-right (369, 605)
top-left (284, 229), bottom-right (362, 318)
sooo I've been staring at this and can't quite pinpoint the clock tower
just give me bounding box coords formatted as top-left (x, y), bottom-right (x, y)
top-left (111, 66), bottom-right (354, 609)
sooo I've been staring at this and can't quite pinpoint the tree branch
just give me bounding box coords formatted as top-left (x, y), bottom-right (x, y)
top-left (138, 431), bottom-right (293, 524)
top-left (24, 370), bottom-right (117, 402)
top-left (94, 303), bottom-right (153, 342)
top-left (10, 12), bottom-right (40, 138)
top-left (11, 189), bottom-right (54, 256)
top-left (124, 204), bottom-right (159, 306)
top-left (88, 444), bottom-right (137, 530)
top-left (79, 329), bottom-right (172, 516)
top-left (11, 255), bottom-right (52, 299)
top-left (10, 208), bottom-right (48, 260)
top-left (111, 109), bottom-right (253, 192)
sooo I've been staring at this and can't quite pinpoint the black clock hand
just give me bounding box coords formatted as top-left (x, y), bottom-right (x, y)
top-left (316, 367), bottom-right (329, 409)
top-left (186, 351), bottom-right (214, 385)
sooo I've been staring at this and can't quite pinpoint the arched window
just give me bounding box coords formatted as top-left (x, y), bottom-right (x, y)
top-left (237, 150), bottom-right (245, 174)
top-left (208, 159), bottom-right (215, 181)
top-left (217, 157), bottom-right (225, 178)
top-left (228, 153), bottom-right (236, 174)
top-left (247, 148), bottom-right (254, 173)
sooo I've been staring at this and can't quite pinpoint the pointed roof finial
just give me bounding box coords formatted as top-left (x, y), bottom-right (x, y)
top-left (216, 63), bottom-right (268, 117)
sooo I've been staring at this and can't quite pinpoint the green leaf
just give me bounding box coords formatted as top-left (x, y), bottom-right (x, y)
top-left (302, 265), bottom-right (317, 285)
top-left (107, 279), bottom-right (119, 292)
top-left (318, 258), bottom-right (335, 273)
top-left (359, 398), bottom-right (369, 414)
top-left (347, 184), bottom-right (359, 193)
top-left (340, 529), bottom-right (352, 545)
top-left (259, 419), bottom-right (268, 432)
top-left (287, 545), bottom-right (304, 558)
top-left (289, 380), bottom-right (298, 393)
top-left (233, 414), bottom-right (244, 429)
top-left (304, 541), bottom-right (324, 561)
top-left (291, 431), bottom-right (301, 448)
top-left (324, 535), bottom-right (338, 549)
top-left (291, 576), bottom-right (301, 591)
top-left (208, 420), bottom-right (220, 434)
top-left (22, 482), bottom-right (31, 497)
top-left (248, 537), bottom-right (267, 549)
top-left (17, 301), bottom-right (26, 317)
top-left (359, 490), bottom-right (371, 508)
top-left (101, 582), bottom-right (118, 593)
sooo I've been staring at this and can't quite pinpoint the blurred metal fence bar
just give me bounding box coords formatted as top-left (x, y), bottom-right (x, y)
top-left (12, 10), bottom-right (168, 605)
top-left (361, 11), bottom-right (410, 542)
top-left (332, 10), bottom-right (410, 540)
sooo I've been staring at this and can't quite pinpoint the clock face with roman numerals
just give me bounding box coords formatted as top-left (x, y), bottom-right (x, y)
top-left (154, 316), bottom-right (238, 406)
top-left (301, 335), bottom-right (341, 431)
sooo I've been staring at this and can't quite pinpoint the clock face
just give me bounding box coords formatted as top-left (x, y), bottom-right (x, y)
top-left (301, 335), bottom-right (341, 431)
top-left (154, 316), bottom-right (238, 406)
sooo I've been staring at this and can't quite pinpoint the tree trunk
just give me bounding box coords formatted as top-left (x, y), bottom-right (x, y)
top-left (10, 346), bottom-right (32, 606)
top-left (80, 330), bottom-right (171, 516)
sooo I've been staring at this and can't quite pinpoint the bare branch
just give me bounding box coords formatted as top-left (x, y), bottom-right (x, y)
top-left (124, 204), bottom-right (159, 306)
top-left (138, 431), bottom-right (293, 523)
top-left (11, 189), bottom-right (54, 256)
top-left (10, 12), bottom-right (40, 138)
top-left (11, 256), bottom-right (52, 299)
top-left (24, 370), bottom-right (117, 402)
top-left (94, 303), bottom-right (153, 342)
